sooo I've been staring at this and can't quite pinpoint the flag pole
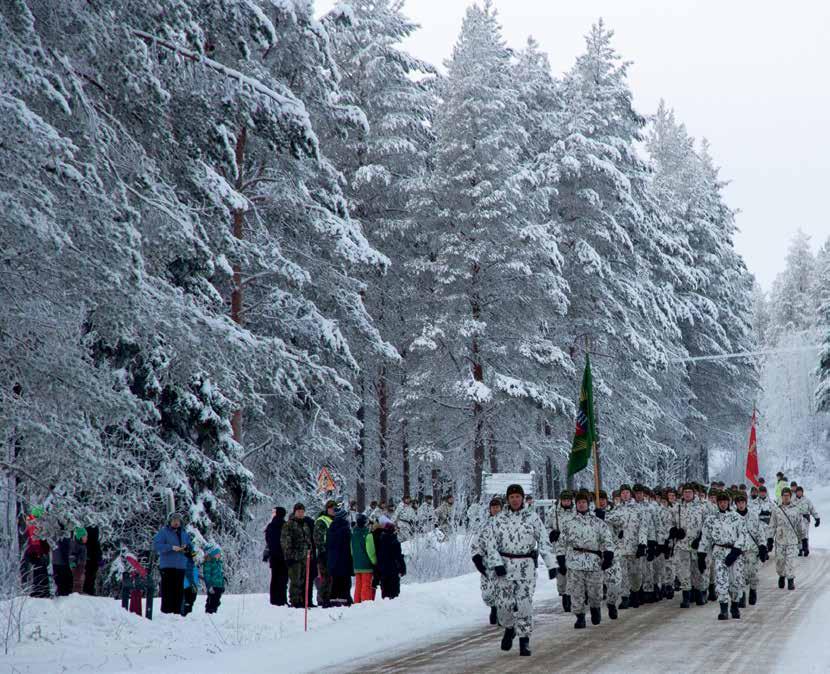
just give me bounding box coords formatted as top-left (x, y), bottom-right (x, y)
top-left (586, 335), bottom-right (602, 503)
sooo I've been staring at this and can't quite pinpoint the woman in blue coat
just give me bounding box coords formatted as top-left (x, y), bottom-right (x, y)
top-left (153, 513), bottom-right (192, 614)
top-left (326, 508), bottom-right (354, 607)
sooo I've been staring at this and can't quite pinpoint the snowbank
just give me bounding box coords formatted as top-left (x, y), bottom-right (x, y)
top-left (1, 567), bottom-right (557, 674)
top-left (777, 485), bottom-right (830, 673)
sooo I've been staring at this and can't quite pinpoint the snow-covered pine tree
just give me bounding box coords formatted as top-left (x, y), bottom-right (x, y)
top-left (407, 2), bottom-right (571, 497)
top-left (324, 0), bottom-right (437, 504)
top-left (769, 230), bottom-right (817, 336)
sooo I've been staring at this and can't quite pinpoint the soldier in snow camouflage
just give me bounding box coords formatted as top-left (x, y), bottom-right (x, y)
top-left (482, 484), bottom-right (555, 657)
top-left (672, 484), bottom-right (707, 607)
top-left (794, 486), bottom-right (821, 556)
top-left (594, 490), bottom-right (622, 619)
top-left (699, 491), bottom-right (748, 620)
top-left (733, 491), bottom-right (767, 606)
top-left (770, 487), bottom-right (806, 589)
top-left (546, 489), bottom-right (576, 612)
top-left (559, 491), bottom-right (615, 628)
top-left (470, 497), bottom-right (503, 625)
top-left (605, 484), bottom-right (648, 609)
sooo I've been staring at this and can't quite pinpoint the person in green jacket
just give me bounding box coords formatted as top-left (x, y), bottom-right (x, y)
top-left (775, 473), bottom-right (787, 503)
top-left (203, 545), bottom-right (225, 614)
top-left (351, 514), bottom-right (376, 603)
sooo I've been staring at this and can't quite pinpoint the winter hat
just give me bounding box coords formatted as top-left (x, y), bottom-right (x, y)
top-left (559, 489), bottom-right (574, 501)
top-left (795, 486), bottom-right (805, 494)
top-left (325, 499), bottom-right (338, 510)
top-left (74, 526), bottom-right (88, 541)
top-left (334, 507), bottom-right (348, 520)
top-left (759, 485), bottom-right (768, 494)
top-left (734, 492), bottom-right (747, 503)
top-left (168, 512), bottom-right (183, 524)
top-left (30, 505), bottom-right (45, 518)
top-left (633, 484), bottom-right (645, 493)
top-left (205, 544), bottom-right (221, 557)
top-left (489, 497), bottom-right (503, 508)
top-left (274, 507), bottom-right (287, 519)
top-left (598, 490), bottom-right (609, 500)
top-left (379, 515), bottom-right (394, 529)
top-left (715, 491), bottom-right (730, 503)
top-left (505, 484), bottom-right (525, 498)
top-left (781, 487), bottom-right (792, 496)
top-left (356, 514), bottom-right (368, 528)
top-left (575, 490), bottom-right (590, 504)
top-left (619, 484), bottom-right (632, 493)
top-left (293, 502), bottom-right (306, 513)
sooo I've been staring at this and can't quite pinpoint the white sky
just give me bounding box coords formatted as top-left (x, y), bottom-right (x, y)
top-left (317, 0), bottom-right (830, 288)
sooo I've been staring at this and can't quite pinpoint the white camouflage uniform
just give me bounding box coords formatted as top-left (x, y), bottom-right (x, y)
top-left (481, 506), bottom-right (555, 638)
top-left (394, 503), bottom-right (418, 542)
top-left (418, 501), bottom-right (436, 533)
top-left (546, 503), bottom-right (576, 597)
top-left (470, 516), bottom-right (497, 608)
top-left (699, 507), bottom-right (748, 603)
top-left (672, 498), bottom-right (706, 592)
top-left (770, 501), bottom-right (805, 580)
top-left (735, 506), bottom-right (765, 592)
top-left (560, 510), bottom-right (615, 614)
top-left (606, 500), bottom-right (648, 599)
top-left (794, 494), bottom-right (820, 543)
top-left (654, 501), bottom-right (675, 590)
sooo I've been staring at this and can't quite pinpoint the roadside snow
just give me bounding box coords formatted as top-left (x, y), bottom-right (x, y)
top-left (1, 567), bottom-right (557, 674)
top-left (777, 485), bottom-right (830, 673)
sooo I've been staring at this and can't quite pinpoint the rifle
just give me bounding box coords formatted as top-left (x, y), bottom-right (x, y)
top-left (773, 502), bottom-right (802, 541)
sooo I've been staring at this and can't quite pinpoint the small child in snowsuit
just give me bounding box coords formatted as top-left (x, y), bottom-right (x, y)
top-left (203, 545), bottom-right (225, 614)
top-left (182, 548), bottom-right (199, 616)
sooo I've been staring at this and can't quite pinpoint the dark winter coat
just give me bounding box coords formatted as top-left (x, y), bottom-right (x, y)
top-left (326, 513), bottom-right (354, 577)
top-left (85, 526), bottom-right (102, 564)
top-left (51, 536), bottom-right (86, 568)
top-left (153, 525), bottom-right (192, 570)
top-left (375, 528), bottom-right (406, 578)
top-left (265, 515), bottom-right (287, 573)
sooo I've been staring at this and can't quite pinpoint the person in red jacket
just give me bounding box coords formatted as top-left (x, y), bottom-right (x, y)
top-left (23, 507), bottom-right (51, 598)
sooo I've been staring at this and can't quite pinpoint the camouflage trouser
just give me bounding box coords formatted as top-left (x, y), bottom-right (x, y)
top-left (556, 569), bottom-right (568, 597)
top-left (568, 569), bottom-right (603, 614)
top-left (707, 554), bottom-right (716, 587)
top-left (661, 551), bottom-right (675, 587)
top-left (743, 549), bottom-right (760, 590)
top-left (675, 549), bottom-right (695, 590)
top-left (604, 560), bottom-right (623, 605)
top-left (619, 555), bottom-right (641, 595)
top-left (480, 572), bottom-right (496, 607)
top-left (287, 561), bottom-right (307, 607)
top-left (495, 559), bottom-right (537, 637)
top-left (712, 548), bottom-right (743, 603)
top-left (775, 544), bottom-right (797, 579)
top-left (317, 561), bottom-right (332, 607)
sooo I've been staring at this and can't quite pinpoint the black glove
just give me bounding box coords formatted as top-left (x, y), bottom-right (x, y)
top-left (636, 544), bottom-right (646, 558)
top-left (549, 529), bottom-right (560, 543)
top-left (803, 514), bottom-right (810, 521)
top-left (617, 529), bottom-right (624, 540)
top-left (676, 527), bottom-right (686, 541)
top-left (815, 518), bottom-right (820, 528)
top-left (548, 568), bottom-right (556, 580)
top-left (802, 538), bottom-right (809, 555)
top-left (724, 547), bottom-right (741, 567)
top-left (262, 548), bottom-right (270, 563)
top-left (690, 534), bottom-right (701, 550)
top-left (758, 545), bottom-right (768, 563)
top-left (646, 540), bottom-right (656, 562)
top-left (556, 555), bottom-right (567, 576)
top-left (697, 552), bottom-right (707, 574)
top-left (472, 554), bottom-right (487, 576)
top-left (494, 565), bottom-right (507, 577)
top-left (601, 550), bottom-right (614, 571)
top-left (594, 508), bottom-right (605, 520)
top-left (767, 538), bottom-right (774, 553)
top-left (663, 543), bottom-right (671, 560)
top-left (669, 527), bottom-right (679, 540)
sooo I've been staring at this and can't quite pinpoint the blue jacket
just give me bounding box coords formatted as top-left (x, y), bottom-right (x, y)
top-left (153, 525), bottom-right (191, 570)
top-left (326, 515), bottom-right (354, 578)
top-left (184, 557), bottom-right (199, 589)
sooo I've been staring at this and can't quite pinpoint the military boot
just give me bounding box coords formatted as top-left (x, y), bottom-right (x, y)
top-left (519, 637), bottom-right (531, 656)
top-left (500, 627), bottom-right (516, 651)
top-left (738, 593), bottom-right (746, 609)
top-left (665, 584), bottom-right (675, 600)
top-left (788, 578), bottom-right (795, 590)
top-left (590, 607), bottom-right (601, 625)
top-left (562, 594), bottom-right (572, 613)
top-left (707, 584), bottom-right (717, 602)
top-left (695, 589), bottom-right (706, 606)
top-left (749, 588), bottom-right (757, 605)
top-left (778, 576), bottom-right (785, 589)
top-left (717, 602), bottom-right (729, 621)
top-left (730, 601), bottom-right (741, 619)
top-left (607, 603), bottom-right (618, 620)
top-left (674, 578), bottom-right (681, 591)
top-left (489, 606), bottom-right (498, 625)
top-left (619, 596), bottom-right (630, 610)
top-left (680, 590), bottom-right (691, 608)
top-left (574, 613), bottom-right (586, 629)
top-left (629, 591), bottom-right (640, 608)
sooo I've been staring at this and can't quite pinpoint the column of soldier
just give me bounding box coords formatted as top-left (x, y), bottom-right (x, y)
top-left (470, 478), bottom-right (821, 657)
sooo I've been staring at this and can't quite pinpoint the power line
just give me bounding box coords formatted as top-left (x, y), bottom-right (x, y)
top-left (669, 345), bottom-right (822, 364)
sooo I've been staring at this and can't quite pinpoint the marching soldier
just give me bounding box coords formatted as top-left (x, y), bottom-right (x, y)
top-left (794, 486), bottom-right (820, 556)
top-left (594, 490), bottom-right (622, 619)
top-left (470, 497), bottom-right (503, 624)
top-left (546, 489), bottom-right (576, 612)
top-left (733, 491), bottom-right (767, 606)
top-left (559, 490), bottom-right (615, 629)
top-left (606, 484), bottom-right (648, 609)
top-left (671, 483), bottom-right (706, 608)
top-left (698, 491), bottom-right (748, 620)
top-left (394, 496), bottom-right (417, 542)
top-left (481, 484), bottom-right (555, 657)
top-left (769, 487), bottom-right (806, 590)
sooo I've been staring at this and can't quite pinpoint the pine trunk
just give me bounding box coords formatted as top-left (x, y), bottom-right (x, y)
top-left (471, 280), bottom-right (484, 500)
top-left (229, 127), bottom-right (247, 444)
top-left (355, 378), bottom-right (366, 511)
top-left (378, 366), bottom-right (389, 503)
top-left (401, 419), bottom-right (410, 499)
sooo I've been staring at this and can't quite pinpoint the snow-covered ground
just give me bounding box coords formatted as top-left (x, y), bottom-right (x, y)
top-left (0, 565), bottom-right (556, 674)
top-left (776, 485), bottom-right (830, 673)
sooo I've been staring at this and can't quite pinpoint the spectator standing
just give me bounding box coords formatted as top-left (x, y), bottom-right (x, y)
top-left (281, 503), bottom-right (313, 609)
top-left (23, 507), bottom-right (50, 598)
top-left (203, 545), bottom-right (225, 614)
top-left (265, 506), bottom-right (288, 606)
top-left (51, 527), bottom-right (87, 596)
top-left (82, 525), bottom-right (102, 595)
top-left (351, 514), bottom-right (375, 603)
top-left (314, 500), bottom-right (337, 608)
top-left (327, 507), bottom-right (354, 607)
top-left (71, 527), bottom-right (88, 593)
top-left (375, 516), bottom-right (406, 599)
top-left (153, 513), bottom-right (191, 614)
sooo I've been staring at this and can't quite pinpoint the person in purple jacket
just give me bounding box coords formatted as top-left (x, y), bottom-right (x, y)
top-left (153, 513), bottom-right (192, 614)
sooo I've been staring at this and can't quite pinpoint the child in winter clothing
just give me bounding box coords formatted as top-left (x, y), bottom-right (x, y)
top-left (351, 514), bottom-right (376, 603)
top-left (181, 548), bottom-right (199, 616)
top-left (52, 527), bottom-right (87, 596)
top-left (374, 517), bottom-right (406, 600)
top-left (203, 545), bottom-right (225, 614)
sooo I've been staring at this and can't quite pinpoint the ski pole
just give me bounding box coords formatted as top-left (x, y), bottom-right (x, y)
top-left (304, 551), bottom-right (310, 632)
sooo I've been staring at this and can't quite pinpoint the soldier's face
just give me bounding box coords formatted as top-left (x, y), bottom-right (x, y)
top-left (782, 493), bottom-right (791, 505)
top-left (576, 499), bottom-right (589, 513)
top-left (736, 501), bottom-right (747, 512)
top-left (634, 491), bottom-right (644, 502)
top-left (508, 493), bottom-right (524, 510)
top-left (561, 498), bottom-right (572, 508)
top-left (295, 509), bottom-right (305, 519)
top-left (489, 504), bottom-right (502, 516)
top-left (620, 490), bottom-right (631, 502)
top-left (667, 493), bottom-right (676, 504)
top-left (717, 499), bottom-right (729, 512)
top-left (598, 498), bottom-right (608, 508)
top-left (682, 490), bottom-right (693, 502)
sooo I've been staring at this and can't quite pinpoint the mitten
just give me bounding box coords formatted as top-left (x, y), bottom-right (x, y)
top-left (724, 547), bottom-right (741, 567)
top-left (697, 552), bottom-right (707, 574)
top-left (549, 529), bottom-right (560, 543)
top-left (601, 550), bottom-right (614, 571)
top-left (636, 544), bottom-right (646, 559)
top-left (556, 555), bottom-right (567, 576)
top-left (472, 554), bottom-right (487, 576)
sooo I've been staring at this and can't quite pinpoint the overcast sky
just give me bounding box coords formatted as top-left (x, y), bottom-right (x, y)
top-left (317, 0), bottom-right (830, 289)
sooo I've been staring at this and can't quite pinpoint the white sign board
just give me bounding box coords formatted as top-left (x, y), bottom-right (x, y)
top-left (482, 472), bottom-right (535, 496)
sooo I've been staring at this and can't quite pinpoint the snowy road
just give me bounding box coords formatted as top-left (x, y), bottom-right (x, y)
top-left (347, 551), bottom-right (830, 674)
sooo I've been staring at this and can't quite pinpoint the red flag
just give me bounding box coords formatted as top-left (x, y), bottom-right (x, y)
top-left (745, 409), bottom-right (760, 487)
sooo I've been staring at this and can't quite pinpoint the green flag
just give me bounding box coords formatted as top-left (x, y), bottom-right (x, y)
top-left (567, 353), bottom-right (597, 477)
